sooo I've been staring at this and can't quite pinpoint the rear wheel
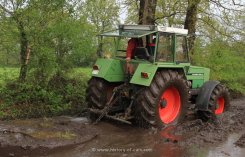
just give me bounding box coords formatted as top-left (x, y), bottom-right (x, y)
top-left (86, 77), bottom-right (114, 121)
top-left (198, 84), bottom-right (230, 121)
top-left (134, 70), bottom-right (188, 128)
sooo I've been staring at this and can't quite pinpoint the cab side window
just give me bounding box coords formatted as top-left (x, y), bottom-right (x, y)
top-left (176, 36), bottom-right (188, 62)
top-left (156, 34), bottom-right (173, 62)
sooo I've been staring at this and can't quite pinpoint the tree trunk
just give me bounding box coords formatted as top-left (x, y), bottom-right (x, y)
top-left (17, 20), bottom-right (29, 82)
top-left (96, 42), bottom-right (103, 57)
top-left (6, 49), bottom-right (9, 65)
top-left (138, 0), bottom-right (157, 25)
top-left (184, 0), bottom-right (201, 55)
top-left (96, 21), bottom-right (104, 57)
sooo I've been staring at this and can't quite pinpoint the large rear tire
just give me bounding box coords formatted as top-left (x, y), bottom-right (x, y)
top-left (198, 84), bottom-right (230, 121)
top-left (86, 77), bottom-right (114, 121)
top-left (134, 70), bottom-right (188, 128)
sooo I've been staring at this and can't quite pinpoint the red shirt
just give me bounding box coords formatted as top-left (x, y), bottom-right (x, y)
top-left (148, 43), bottom-right (155, 46)
top-left (126, 38), bottom-right (139, 58)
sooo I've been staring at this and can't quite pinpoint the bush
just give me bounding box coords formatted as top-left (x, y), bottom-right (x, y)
top-left (0, 73), bottom-right (88, 119)
top-left (192, 39), bottom-right (245, 96)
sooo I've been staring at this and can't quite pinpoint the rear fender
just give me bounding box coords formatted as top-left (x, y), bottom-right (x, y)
top-left (130, 64), bottom-right (158, 86)
top-left (130, 64), bottom-right (185, 86)
top-left (196, 81), bottom-right (220, 111)
top-left (92, 58), bottom-right (125, 82)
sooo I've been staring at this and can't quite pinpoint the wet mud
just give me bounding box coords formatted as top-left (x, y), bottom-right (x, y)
top-left (0, 97), bottom-right (244, 157)
top-left (235, 133), bottom-right (245, 148)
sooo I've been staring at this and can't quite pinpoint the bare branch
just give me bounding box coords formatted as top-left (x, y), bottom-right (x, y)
top-left (198, 8), bottom-right (243, 32)
top-left (155, 11), bottom-right (184, 21)
top-left (209, 0), bottom-right (244, 12)
top-left (10, 0), bottom-right (16, 10)
top-left (198, 17), bottom-right (237, 41)
top-left (0, 4), bottom-right (13, 14)
top-left (232, 0), bottom-right (244, 7)
top-left (135, 0), bottom-right (139, 10)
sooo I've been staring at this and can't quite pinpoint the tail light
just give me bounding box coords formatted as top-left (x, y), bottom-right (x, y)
top-left (141, 72), bottom-right (149, 79)
top-left (93, 65), bottom-right (99, 70)
top-left (92, 65), bottom-right (99, 75)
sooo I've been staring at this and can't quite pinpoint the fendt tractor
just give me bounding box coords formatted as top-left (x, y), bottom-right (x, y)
top-left (86, 25), bottom-right (230, 128)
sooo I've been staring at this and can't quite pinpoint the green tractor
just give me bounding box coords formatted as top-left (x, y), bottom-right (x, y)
top-left (86, 25), bottom-right (230, 128)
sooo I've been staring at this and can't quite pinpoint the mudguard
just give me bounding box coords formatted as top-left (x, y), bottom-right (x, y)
top-left (130, 63), bottom-right (158, 86)
top-left (196, 80), bottom-right (220, 111)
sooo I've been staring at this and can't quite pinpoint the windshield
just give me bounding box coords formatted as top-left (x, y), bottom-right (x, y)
top-left (100, 33), bottom-right (157, 59)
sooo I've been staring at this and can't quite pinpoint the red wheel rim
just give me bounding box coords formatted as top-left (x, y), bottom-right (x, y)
top-left (215, 97), bottom-right (224, 115)
top-left (158, 86), bottom-right (181, 124)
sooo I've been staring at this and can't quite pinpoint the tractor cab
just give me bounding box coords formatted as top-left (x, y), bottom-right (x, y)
top-left (99, 25), bottom-right (189, 64)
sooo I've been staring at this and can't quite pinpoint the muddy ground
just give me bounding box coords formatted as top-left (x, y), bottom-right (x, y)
top-left (0, 97), bottom-right (244, 157)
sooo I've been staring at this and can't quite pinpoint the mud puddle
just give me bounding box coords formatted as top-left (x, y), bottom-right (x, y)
top-left (0, 97), bottom-right (244, 157)
top-left (206, 132), bottom-right (245, 157)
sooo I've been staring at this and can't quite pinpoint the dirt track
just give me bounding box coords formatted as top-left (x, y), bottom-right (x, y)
top-left (0, 97), bottom-right (244, 157)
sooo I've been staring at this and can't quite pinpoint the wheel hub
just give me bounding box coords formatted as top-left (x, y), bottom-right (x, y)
top-left (215, 97), bottom-right (225, 115)
top-left (160, 99), bottom-right (167, 108)
top-left (216, 104), bottom-right (219, 110)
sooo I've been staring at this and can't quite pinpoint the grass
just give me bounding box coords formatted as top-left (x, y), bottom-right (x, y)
top-left (0, 67), bottom-right (92, 86)
top-left (0, 67), bottom-right (19, 87)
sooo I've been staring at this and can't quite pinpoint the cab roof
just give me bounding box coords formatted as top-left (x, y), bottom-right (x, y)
top-left (99, 25), bottom-right (188, 38)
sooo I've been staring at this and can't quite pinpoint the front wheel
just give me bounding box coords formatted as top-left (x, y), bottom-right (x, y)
top-left (134, 70), bottom-right (188, 128)
top-left (198, 84), bottom-right (230, 121)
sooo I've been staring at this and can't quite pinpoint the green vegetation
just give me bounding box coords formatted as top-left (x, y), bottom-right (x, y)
top-left (0, 67), bottom-right (91, 119)
top-left (193, 39), bottom-right (245, 95)
top-left (0, 67), bottom-right (91, 86)
top-left (0, 67), bottom-right (19, 87)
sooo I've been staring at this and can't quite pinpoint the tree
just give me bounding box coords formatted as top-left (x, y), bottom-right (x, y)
top-left (138, 0), bottom-right (157, 25)
top-left (0, 0), bottom-right (97, 83)
top-left (0, 16), bottom-right (19, 66)
top-left (26, 0), bottom-right (97, 82)
top-left (124, 0), bottom-right (157, 25)
top-left (80, 0), bottom-right (120, 56)
top-left (0, 0), bottom-right (30, 81)
top-left (184, 0), bottom-right (201, 54)
top-left (198, 0), bottom-right (244, 42)
top-left (155, 0), bottom-right (187, 26)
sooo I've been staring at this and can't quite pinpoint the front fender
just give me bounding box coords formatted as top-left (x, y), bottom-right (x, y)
top-left (196, 80), bottom-right (220, 111)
